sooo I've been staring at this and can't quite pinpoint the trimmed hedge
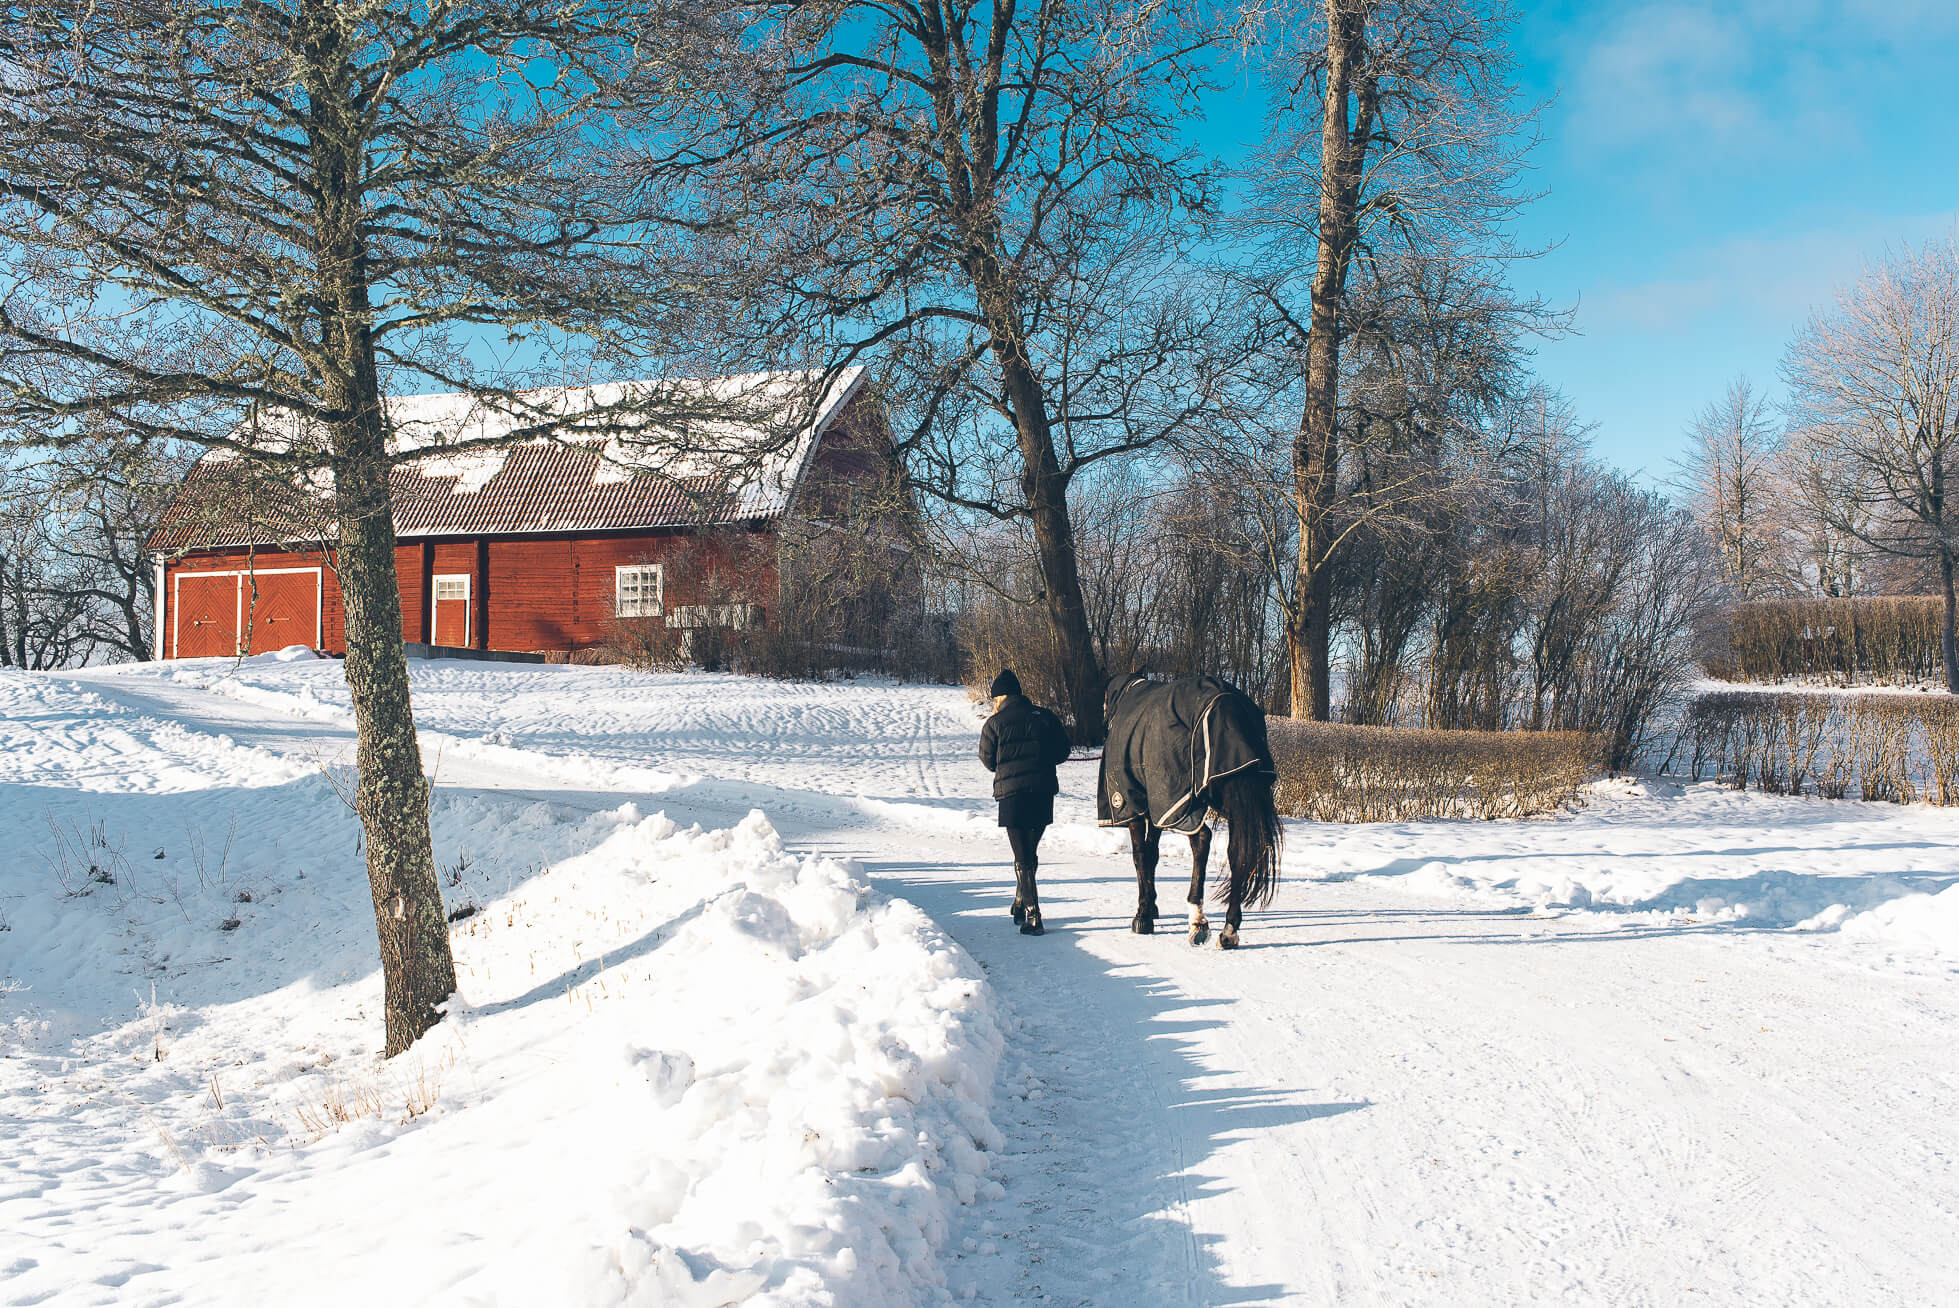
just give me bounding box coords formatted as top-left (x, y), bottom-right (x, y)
top-left (1706, 597), bottom-right (1946, 685)
top-left (1267, 719), bottom-right (1603, 822)
top-left (1676, 689), bottom-right (1959, 804)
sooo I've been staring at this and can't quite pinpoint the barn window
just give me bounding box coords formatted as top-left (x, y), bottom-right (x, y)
top-left (434, 577), bottom-right (468, 602)
top-left (615, 563), bottom-right (664, 618)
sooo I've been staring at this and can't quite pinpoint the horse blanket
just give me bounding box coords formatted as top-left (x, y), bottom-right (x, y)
top-left (1096, 675), bottom-right (1275, 834)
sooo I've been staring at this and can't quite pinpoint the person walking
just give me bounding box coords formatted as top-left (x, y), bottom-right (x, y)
top-left (978, 669), bottom-right (1071, 935)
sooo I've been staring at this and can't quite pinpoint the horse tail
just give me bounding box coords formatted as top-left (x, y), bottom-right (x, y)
top-left (1215, 769), bottom-right (1282, 909)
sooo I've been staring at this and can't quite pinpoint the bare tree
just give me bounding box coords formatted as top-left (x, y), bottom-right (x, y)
top-left (1782, 233), bottom-right (1959, 692)
top-left (1210, 251), bottom-right (1541, 718)
top-left (1417, 384), bottom-right (1580, 731)
top-left (1520, 462), bottom-right (1634, 732)
top-left (1673, 376), bottom-right (1781, 598)
top-left (25, 433), bottom-right (196, 661)
top-left (1069, 463), bottom-right (1284, 700)
top-left (1239, 0), bottom-right (1548, 719)
top-left (1566, 489), bottom-right (1722, 773)
top-left (0, 467), bottom-right (97, 668)
top-left (734, 0), bottom-right (1235, 739)
top-left (0, 0), bottom-right (773, 1054)
top-left (1766, 427), bottom-right (1870, 598)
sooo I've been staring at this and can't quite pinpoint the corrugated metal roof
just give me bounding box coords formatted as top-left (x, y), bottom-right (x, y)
top-left (148, 369), bottom-right (865, 551)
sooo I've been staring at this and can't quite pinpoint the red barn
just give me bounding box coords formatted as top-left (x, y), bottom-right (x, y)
top-left (147, 368), bottom-right (905, 659)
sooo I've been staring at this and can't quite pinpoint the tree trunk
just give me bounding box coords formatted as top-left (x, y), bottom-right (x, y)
top-left (1284, 562), bottom-right (1334, 720)
top-left (309, 6), bottom-right (454, 1055)
top-left (1006, 359), bottom-right (1106, 743)
top-left (965, 252), bottom-right (1106, 741)
top-left (1941, 545), bottom-right (1958, 695)
top-left (335, 443), bottom-right (457, 1056)
top-left (125, 591), bottom-right (150, 662)
top-left (1288, 0), bottom-right (1368, 721)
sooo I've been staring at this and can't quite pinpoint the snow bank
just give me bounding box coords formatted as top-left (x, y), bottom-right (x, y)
top-left (522, 807), bottom-right (1007, 1306)
top-left (1832, 882), bottom-right (1959, 956)
top-left (0, 670), bottom-right (1003, 1306)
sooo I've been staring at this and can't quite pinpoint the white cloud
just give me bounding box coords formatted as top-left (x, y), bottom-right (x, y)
top-left (1556, 0), bottom-right (1927, 165)
top-left (1580, 211), bottom-right (1959, 338)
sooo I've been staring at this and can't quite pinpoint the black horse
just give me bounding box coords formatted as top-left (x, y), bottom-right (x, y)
top-left (1097, 673), bottom-right (1283, 948)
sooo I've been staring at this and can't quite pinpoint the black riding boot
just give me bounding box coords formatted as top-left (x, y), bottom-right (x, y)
top-left (1010, 864), bottom-right (1027, 924)
top-left (1018, 862), bottom-right (1044, 936)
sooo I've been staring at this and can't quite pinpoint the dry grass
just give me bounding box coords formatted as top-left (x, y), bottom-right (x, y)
top-left (292, 1077), bottom-right (386, 1139)
top-left (1268, 719), bottom-right (1602, 823)
top-left (1676, 689), bottom-right (1959, 803)
top-left (1705, 597), bottom-right (1946, 685)
top-left (290, 1050), bottom-right (452, 1140)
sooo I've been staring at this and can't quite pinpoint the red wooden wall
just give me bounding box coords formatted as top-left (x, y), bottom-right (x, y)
top-left (160, 530), bottom-right (777, 659)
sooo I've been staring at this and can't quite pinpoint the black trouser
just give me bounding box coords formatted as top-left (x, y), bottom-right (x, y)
top-left (1006, 825), bottom-right (1045, 870)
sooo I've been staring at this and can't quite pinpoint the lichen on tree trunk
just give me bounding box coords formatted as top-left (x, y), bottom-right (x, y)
top-left (334, 451), bottom-right (456, 1057)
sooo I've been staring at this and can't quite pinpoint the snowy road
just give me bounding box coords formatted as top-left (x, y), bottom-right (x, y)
top-left (33, 660), bottom-right (1959, 1305)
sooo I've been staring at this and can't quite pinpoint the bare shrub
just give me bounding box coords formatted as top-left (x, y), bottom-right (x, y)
top-left (597, 520), bottom-right (955, 684)
top-left (42, 813), bottom-right (134, 899)
top-left (1710, 597), bottom-right (1946, 686)
top-left (1922, 699), bottom-right (1959, 805)
top-left (959, 593), bottom-right (1072, 722)
top-left (1268, 719), bottom-right (1601, 823)
top-left (1850, 700), bottom-right (1916, 803)
top-left (601, 615), bottom-right (686, 670)
top-left (1777, 694), bottom-right (1833, 796)
top-left (1678, 689), bottom-right (1954, 803)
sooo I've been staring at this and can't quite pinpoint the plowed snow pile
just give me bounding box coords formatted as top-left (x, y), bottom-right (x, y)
top-left (0, 670), bottom-right (1002, 1306)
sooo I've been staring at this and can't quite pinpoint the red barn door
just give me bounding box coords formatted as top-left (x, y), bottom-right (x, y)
top-left (240, 571), bottom-right (321, 654)
top-left (432, 574), bottom-right (470, 646)
top-left (175, 573), bottom-right (239, 657)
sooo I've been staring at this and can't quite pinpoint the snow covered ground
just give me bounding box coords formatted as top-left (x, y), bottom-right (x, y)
top-left (6, 657), bottom-right (1959, 1305)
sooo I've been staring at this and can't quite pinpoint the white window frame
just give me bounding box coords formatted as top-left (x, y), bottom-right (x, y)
top-left (170, 567), bottom-right (323, 658)
top-left (615, 563), bottom-right (664, 619)
top-left (430, 573), bottom-right (471, 647)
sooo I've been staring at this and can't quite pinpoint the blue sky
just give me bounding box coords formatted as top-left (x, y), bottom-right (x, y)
top-left (1198, 1), bottom-right (1959, 481)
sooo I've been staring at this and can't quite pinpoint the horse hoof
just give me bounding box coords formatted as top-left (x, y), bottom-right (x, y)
top-left (1011, 901), bottom-right (1026, 925)
top-left (1189, 922), bottom-right (1209, 946)
top-left (1020, 912), bottom-right (1045, 936)
top-left (1130, 915), bottom-right (1155, 934)
top-left (1218, 930), bottom-right (1239, 950)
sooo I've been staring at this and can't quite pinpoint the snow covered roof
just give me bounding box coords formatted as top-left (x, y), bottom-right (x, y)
top-left (150, 369), bottom-right (871, 550)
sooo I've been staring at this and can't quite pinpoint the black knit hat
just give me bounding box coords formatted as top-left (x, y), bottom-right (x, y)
top-left (989, 668), bottom-right (1022, 698)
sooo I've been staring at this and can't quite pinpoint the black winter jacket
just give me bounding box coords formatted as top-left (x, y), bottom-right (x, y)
top-left (978, 695), bottom-right (1072, 800)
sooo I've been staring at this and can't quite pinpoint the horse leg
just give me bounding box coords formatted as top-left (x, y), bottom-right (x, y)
top-left (1129, 819), bottom-right (1160, 933)
top-left (1220, 825), bottom-right (1245, 950)
top-left (1186, 823), bottom-right (1212, 946)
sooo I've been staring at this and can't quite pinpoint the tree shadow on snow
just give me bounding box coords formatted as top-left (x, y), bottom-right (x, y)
top-left (842, 853), bottom-right (1366, 1307)
top-left (467, 902), bottom-right (708, 1018)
